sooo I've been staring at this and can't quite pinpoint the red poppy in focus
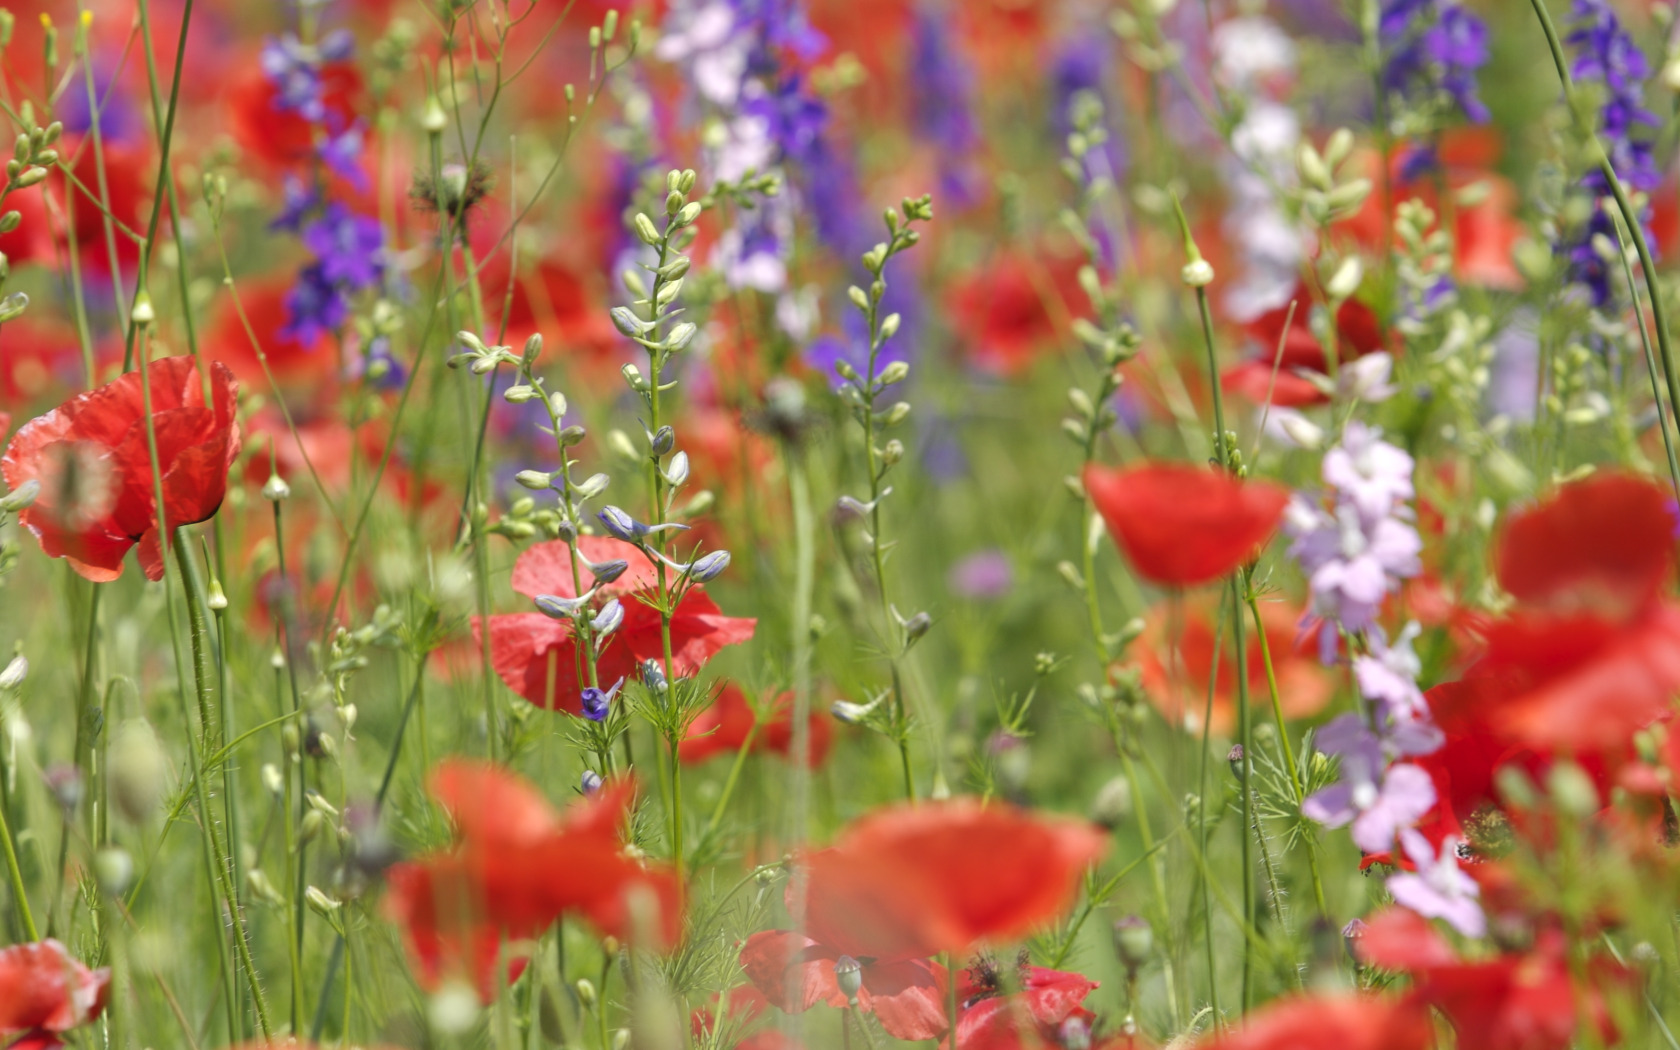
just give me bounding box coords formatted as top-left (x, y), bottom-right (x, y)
top-left (0, 939), bottom-right (111, 1047)
top-left (1188, 992), bottom-right (1432, 1050)
top-left (385, 761), bottom-right (681, 999)
top-left (1223, 288), bottom-right (1386, 407)
top-left (740, 799), bottom-right (1106, 1042)
top-left (1354, 908), bottom-right (1627, 1050)
top-left (1, 356), bottom-right (241, 582)
top-left (474, 536), bottom-right (756, 715)
top-left (1132, 597), bottom-right (1332, 736)
top-left (951, 961), bottom-right (1097, 1050)
top-left (1084, 463), bottom-right (1289, 587)
top-left (680, 684), bottom-right (833, 767)
top-left (948, 249), bottom-right (1088, 376)
top-left (1470, 473), bottom-right (1680, 751)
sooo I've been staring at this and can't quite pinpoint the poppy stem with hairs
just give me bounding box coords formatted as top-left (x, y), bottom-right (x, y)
top-left (1527, 0), bottom-right (1680, 459)
top-left (176, 528), bottom-right (275, 1039)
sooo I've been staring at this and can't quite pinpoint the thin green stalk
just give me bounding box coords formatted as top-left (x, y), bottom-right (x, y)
top-left (1229, 578), bottom-right (1255, 1012)
top-left (0, 772), bottom-right (37, 940)
top-left (1608, 211), bottom-right (1680, 502)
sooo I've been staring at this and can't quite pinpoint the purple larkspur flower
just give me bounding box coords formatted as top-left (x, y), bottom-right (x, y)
top-left (580, 678), bottom-right (624, 722)
top-left (1561, 0), bottom-right (1659, 304)
top-left (948, 549), bottom-right (1013, 600)
top-left (1303, 717), bottom-right (1436, 854)
top-left (1285, 423), bottom-right (1422, 659)
top-left (909, 4), bottom-right (980, 205)
top-left (302, 203), bottom-right (384, 290)
top-left (1380, 0), bottom-right (1490, 124)
top-left (282, 264), bottom-right (348, 344)
top-left (1387, 830), bottom-right (1485, 937)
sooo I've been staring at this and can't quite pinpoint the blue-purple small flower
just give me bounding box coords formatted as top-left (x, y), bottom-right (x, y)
top-left (1379, 0), bottom-right (1490, 124)
top-left (580, 678), bottom-right (623, 722)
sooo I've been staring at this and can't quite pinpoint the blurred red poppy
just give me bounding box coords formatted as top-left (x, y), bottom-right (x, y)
top-left (474, 536), bottom-right (756, 715)
top-left (1084, 463), bottom-right (1289, 587)
top-left (1, 355), bottom-right (241, 581)
top-left (741, 800), bottom-right (1105, 1041)
top-left (0, 939), bottom-right (110, 1046)
top-left (1354, 909), bottom-right (1626, 1050)
top-left (385, 761), bottom-right (681, 999)
top-left (1471, 473), bottom-right (1680, 751)
top-left (1222, 288), bottom-right (1386, 408)
top-left (1339, 131), bottom-right (1525, 291)
top-left (225, 58), bottom-right (364, 171)
top-left (208, 277), bottom-right (336, 389)
top-left (680, 684), bottom-right (833, 767)
top-left (1188, 992), bottom-right (1432, 1050)
top-left (1133, 597), bottom-right (1331, 736)
top-left (948, 249), bottom-right (1087, 376)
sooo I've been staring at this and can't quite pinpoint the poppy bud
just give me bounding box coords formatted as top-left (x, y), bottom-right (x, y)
top-left (1112, 915), bottom-right (1153, 971)
top-left (1324, 257), bottom-right (1363, 300)
top-left (1181, 259), bottom-right (1214, 287)
top-left (95, 845), bottom-right (133, 896)
top-left (504, 384), bottom-right (538, 404)
top-left (109, 720), bottom-right (166, 824)
top-left (649, 425), bottom-right (675, 457)
top-left (263, 473), bottom-right (291, 502)
top-left (833, 955), bottom-right (863, 1002)
top-left (612, 308), bottom-right (647, 340)
top-left (421, 95), bottom-right (447, 133)
top-left (902, 611), bottom-right (931, 642)
top-left (882, 440), bottom-right (904, 466)
top-left (675, 201), bottom-right (703, 228)
top-left (262, 763), bottom-right (284, 796)
top-left (576, 978), bottom-right (597, 1006)
top-left (881, 402), bottom-right (911, 427)
top-left (206, 579), bottom-right (228, 611)
top-left (429, 980), bottom-right (481, 1035)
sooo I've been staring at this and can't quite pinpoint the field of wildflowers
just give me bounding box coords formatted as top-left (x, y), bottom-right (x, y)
top-left (4, 0), bottom-right (1680, 1046)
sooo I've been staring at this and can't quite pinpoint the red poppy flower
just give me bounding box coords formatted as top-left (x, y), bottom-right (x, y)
top-left (208, 277), bottom-right (336, 390)
top-left (1470, 473), bottom-right (1680, 751)
top-left (1132, 597), bottom-right (1331, 736)
top-left (385, 761), bottom-right (681, 999)
top-left (1354, 909), bottom-right (1626, 1050)
top-left (1188, 992), bottom-right (1432, 1050)
top-left (1084, 463), bottom-right (1290, 587)
top-left (1, 355), bottom-right (241, 582)
top-left (1222, 288), bottom-right (1386, 407)
top-left (680, 684), bottom-right (833, 767)
top-left (948, 249), bottom-right (1088, 376)
top-left (0, 939), bottom-right (111, 1046)
top-left (1339, 131), bottom-right (1525, 291)
top-left (474, 536), bottom-right (755, 714)
top-left (225, 58), bottom-right (364, 171)
top-left (741, 800), bottom-right (1105, 1041)
top-left (951, 962), bottom-right (1097, 1050)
